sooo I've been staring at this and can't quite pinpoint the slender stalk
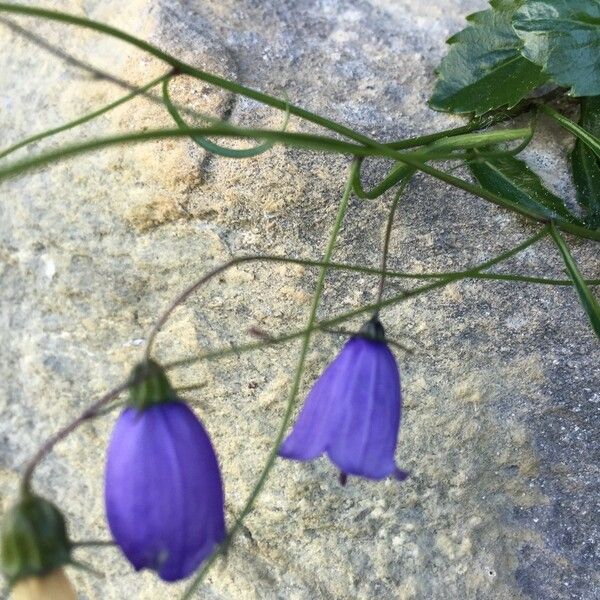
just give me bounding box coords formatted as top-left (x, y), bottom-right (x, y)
top-left (2, 4), bottom-right (598, 241)
top-left (375, 178), bottom-right (411, 311)
top-left (146, 248), bottom-right (597, 361)
top-left (181, 163), bottom-right (357, 598)
top-left (0, 3), bottom-right (379, 148)
top-left (386, 87), bottom-right (565, 150)
top-left (20, 382), bottom-right (129, 495)
top-left (0, 19), bottom-right (239, 136)
top-left (174, 382), bottom-right (208, 393)
top-left (2, 123), bottom-right (598, 240)
top-left (145, 258), bottom-right (250, 360)
top-left (166, 227), bottom-right (551, 371)
top-left (72, 540), bottom-right (116, 548)
top-left (0, 72), bottom-right (172, 160)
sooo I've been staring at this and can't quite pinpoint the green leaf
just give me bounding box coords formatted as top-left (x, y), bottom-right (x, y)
top-left (549, 223), bottom-right (600, 339)
top-left (468, 151), bottom-right (580, 222)
top-left (513, 0), bottom-right (600, 97)
top-left (429, 1), bottom-right (548, 115)
top-left (539, 104), bottom-right (600, 161)
top-left (571, 96), bottom-right (600, 227)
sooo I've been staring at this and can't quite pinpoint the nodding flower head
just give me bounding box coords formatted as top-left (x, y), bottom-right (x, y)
top-left (105, 360), bottom-right (225, 582)
top-left (279, 316), bottom-right (408, 482)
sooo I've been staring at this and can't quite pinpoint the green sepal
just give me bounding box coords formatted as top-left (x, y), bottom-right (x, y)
top-left (0, 494), bottom-right (72, 586)
top-left (128, 359), bottom-right (177, 410)
top-left (359, 315), bottom-right (386, 342)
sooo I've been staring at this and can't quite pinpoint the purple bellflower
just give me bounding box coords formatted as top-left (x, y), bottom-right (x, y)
top-left (105, 361), bottom-right (225, 582)
top-left (279, 316), bottom-right (407, 482)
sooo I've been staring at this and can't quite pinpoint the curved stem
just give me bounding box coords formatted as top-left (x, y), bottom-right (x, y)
top-left (0, 3), bottom-right (378, 147)
top-left (147, 250), bottom-right (599, 361)
top-left (20, 382), bottom-right (129, 495)
top-left (3, 6), bottom-right (597, 241)
top-left (145, 258), bottom-right (248, 360)
top-left (2, 125), bottom-right (597, 240)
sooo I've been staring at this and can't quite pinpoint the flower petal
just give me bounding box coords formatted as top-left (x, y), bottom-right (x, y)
top-left (279, 340), bottom-right (358, 461)
top-left (105, 401), bottom-right (225, 581)
top-left (326, 338), bottom-right (402, 479)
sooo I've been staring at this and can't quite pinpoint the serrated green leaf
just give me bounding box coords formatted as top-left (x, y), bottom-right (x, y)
top-left (469, 152), bottom-right (580, 222)
top-left (571, 97), bottom-right (600, 227)
top-left (550, 223), bottom-right (600, 339)
top-left (430, 2), bottom-right (548, 115)
top-left (513, 0), bottom-right (600, 97)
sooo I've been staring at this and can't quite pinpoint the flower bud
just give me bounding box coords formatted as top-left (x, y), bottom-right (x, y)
top-left (11, 567), bottom-right (76, 600)
top-left (1, 494), bottom-right (75, 597)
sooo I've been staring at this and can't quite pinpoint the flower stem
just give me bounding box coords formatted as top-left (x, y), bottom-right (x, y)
top-left (181, 162), bottom-right (358, 598)
top-left (20, 383), bottom-right (128, 495)
top-left (375, 177), bottom-right (412, 314)
top-left (1, 5), bottom-right (598, 240)
top-left (0, 68), bottom-right (173, 160)
top-left (166, 226), bottom-right (552, 371)
top-left (72, 540), bottom-right (116, 548)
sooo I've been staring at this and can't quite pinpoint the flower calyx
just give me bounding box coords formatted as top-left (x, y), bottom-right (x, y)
top-left (358, 315), bottom-right (386, 342)
top-left (128, 359), bottom-right (177, 411)
top-left (0, 493), bottom-right (72, 587)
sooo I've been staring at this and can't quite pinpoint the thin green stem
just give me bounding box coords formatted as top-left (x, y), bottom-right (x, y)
top-left (162, 76), bottom-right (287, 158)
top-left (386, 122), bottom-right (484, 150)
top-left (376, 178), bottom-right (411, 311)
top-left (0, 17), bottom-right (234, 130)
top-left (386, 87), bottom-right (565, 150)
top-left (166, 227), bottom-right (551, 372)
top-left (146, 247), bottom-right (598, 361)
top-left (0, 3), bottom-right (561, 152)
top-left (2, 5), bottom-right (598, 240)
top-left (174, 382), bottom-right (208, 393)
top-left (72, 540), bottom-right (116, 548)
top-left (0, 3), bottom-right (378, 147)
top-left (353, 160), bottom-right (414, 200)
top-left (1, 125), bottom-right (598, 240)
top-left (181, 163), bottom-right (357, 598)
top-left (0, 72), bottom-right (172, 160)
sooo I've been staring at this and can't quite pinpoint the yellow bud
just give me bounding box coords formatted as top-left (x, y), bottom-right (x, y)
top-left (11, 568), bottom-right (76, 600)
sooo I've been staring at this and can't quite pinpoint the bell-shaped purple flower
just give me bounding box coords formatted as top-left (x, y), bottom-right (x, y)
top-left (105, 361), bottom-right (225, 582)
top-left (279, 317), bottom-right (407, 481)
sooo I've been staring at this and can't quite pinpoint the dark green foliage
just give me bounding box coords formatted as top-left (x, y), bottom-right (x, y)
top-left (430, 2), bottom-right (547, 115)
top-left (513, 0), bottom-right (600, 96)
top-left (469, 152), bottom-right (580, 222)
top-left (571, 97), bottom-right (600, 227)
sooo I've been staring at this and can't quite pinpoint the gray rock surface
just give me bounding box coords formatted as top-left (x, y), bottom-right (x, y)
top-left (0, 1), bottom-right (598, 599)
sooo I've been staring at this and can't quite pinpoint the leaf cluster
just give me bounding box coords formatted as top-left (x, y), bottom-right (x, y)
top-left (430, 0), bottom-right (600, 336)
